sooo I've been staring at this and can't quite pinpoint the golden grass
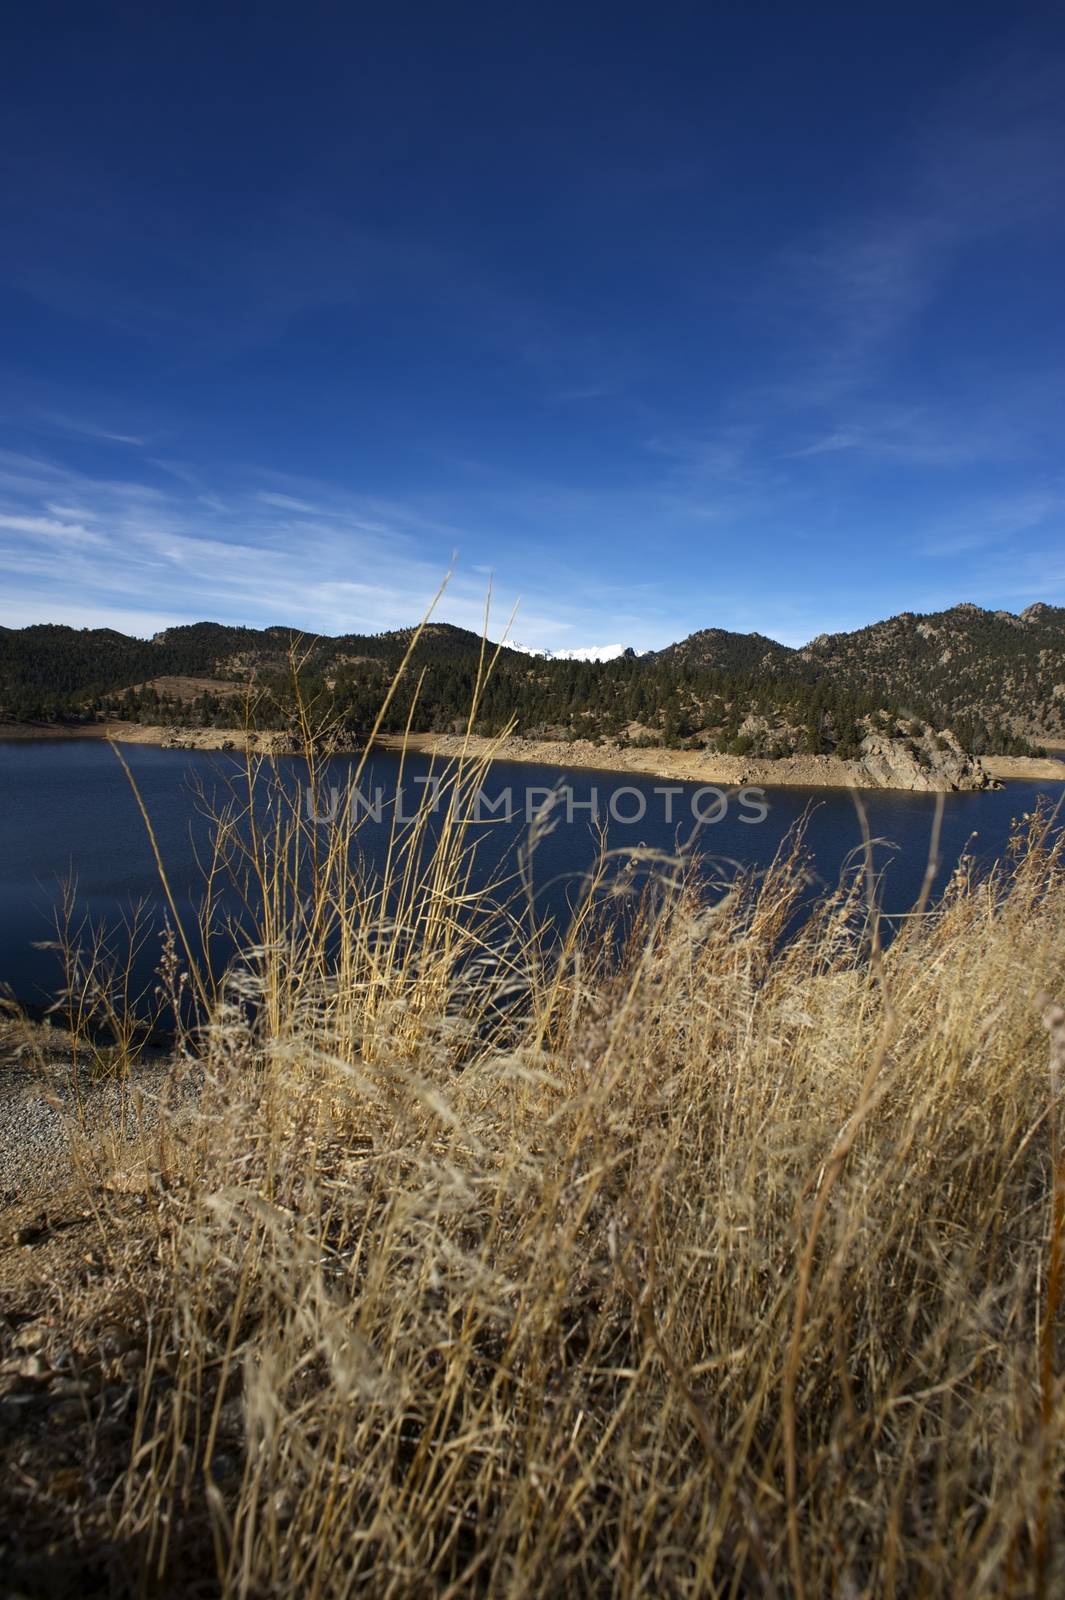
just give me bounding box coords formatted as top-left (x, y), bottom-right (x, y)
top-left (2, 630), bottom-right (1064, 1597)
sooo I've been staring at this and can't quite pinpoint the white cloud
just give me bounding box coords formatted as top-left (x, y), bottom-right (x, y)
top-left (787, 430), bottom-right (864, 460)
top-left (0, 596), bottom-right (182, 634)
top-left (0, 511), bottom-right (106, 546)
top-left (0, 451), bottom-right (596, 647)
top-left (37, 411), bottom-right (145, 447)
top-left (256, 491), bottom-right (327, 514)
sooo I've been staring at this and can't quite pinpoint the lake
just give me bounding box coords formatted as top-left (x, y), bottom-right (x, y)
top-left (0, 738), bottom-right (1060, 1010)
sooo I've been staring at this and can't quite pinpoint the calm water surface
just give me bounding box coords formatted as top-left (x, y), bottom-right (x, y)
top-left (0, 739), bottom-right (1060, 1007)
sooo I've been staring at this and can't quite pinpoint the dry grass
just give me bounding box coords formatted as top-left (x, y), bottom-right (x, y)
top-left (127, 677), bottom-right (249, 703)
top-left (2, 631), bottom-right (1064, 1597)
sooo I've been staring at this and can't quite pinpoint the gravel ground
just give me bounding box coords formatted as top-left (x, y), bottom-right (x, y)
top-left (0, 1024), bottom-right (191, 1208)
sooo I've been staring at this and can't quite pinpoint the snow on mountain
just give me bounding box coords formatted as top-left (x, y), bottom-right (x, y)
top-left (508, 641), bottom-right (628, 662)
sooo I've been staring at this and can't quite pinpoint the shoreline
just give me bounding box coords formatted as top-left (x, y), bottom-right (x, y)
top-left (980, 753), bottom-right (1065, 783)
top-left (374, 732), bottom-right (1059, 791)
top-left (3, 717), bottom-right (1064, 790)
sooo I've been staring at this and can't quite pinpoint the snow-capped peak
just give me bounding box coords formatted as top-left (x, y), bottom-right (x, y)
top-left (508, 641), bottom-right (628, 662)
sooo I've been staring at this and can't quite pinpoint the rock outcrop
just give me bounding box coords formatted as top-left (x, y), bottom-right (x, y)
top-left (853, 728), bottom-right (992, 792)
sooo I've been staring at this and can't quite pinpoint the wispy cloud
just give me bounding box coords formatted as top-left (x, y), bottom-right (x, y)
top-left (919, 489), bottom-right (1065, 558)
top-left (0, 450), bottom-right (604, 647)
top-left (786, 430), bottom-right (864, 460)
top-left (36, 411), bottom-right (146, 447)
top-left (784, 408), bottom-right (997, 468)
top-left (256, 491), bottom-right (327, 514)
top-left (750, 49), bottom-right (1065, 416)
top-left (0, 511), bottom-right (106, 546)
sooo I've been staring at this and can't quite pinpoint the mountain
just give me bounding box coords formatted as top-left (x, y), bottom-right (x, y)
top-left (798, 603), bottom-right (1065, 745)
top-left (652, 626), bottom-right (797, 674)
top-left (1, 602), bottom-right (1062, 757)
top-left (509, 641), bottom-right (631, 662)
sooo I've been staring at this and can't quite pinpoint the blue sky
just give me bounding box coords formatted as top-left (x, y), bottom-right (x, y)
top-left (1, 2), bottom-right (1063, 650)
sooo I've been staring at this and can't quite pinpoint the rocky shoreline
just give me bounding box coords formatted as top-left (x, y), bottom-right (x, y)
top-left (374, 730), bottom-right (1006, 792)
top-left (3, 717), bottom-right (1064, 790)
top-left (0, 718), bottom-right (297, 754)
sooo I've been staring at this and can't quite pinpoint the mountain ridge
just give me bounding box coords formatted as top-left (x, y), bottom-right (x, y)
top-left (1, 601), bottom-right (1062, 757)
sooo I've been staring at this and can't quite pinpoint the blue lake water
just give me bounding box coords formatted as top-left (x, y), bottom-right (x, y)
top-left (0, 739), bottom-right (1060, 1009)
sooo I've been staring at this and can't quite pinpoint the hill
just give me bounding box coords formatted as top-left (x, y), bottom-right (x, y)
top-left (651, 625), bottom-right (796, 675)
top-left (798, 602), bottom-right (1065, 748)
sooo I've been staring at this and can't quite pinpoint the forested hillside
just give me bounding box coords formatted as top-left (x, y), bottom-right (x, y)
top-left (1, 602), bottom-right (1061, 757)
top-left (800, 602), bottom-right (1065, 747)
